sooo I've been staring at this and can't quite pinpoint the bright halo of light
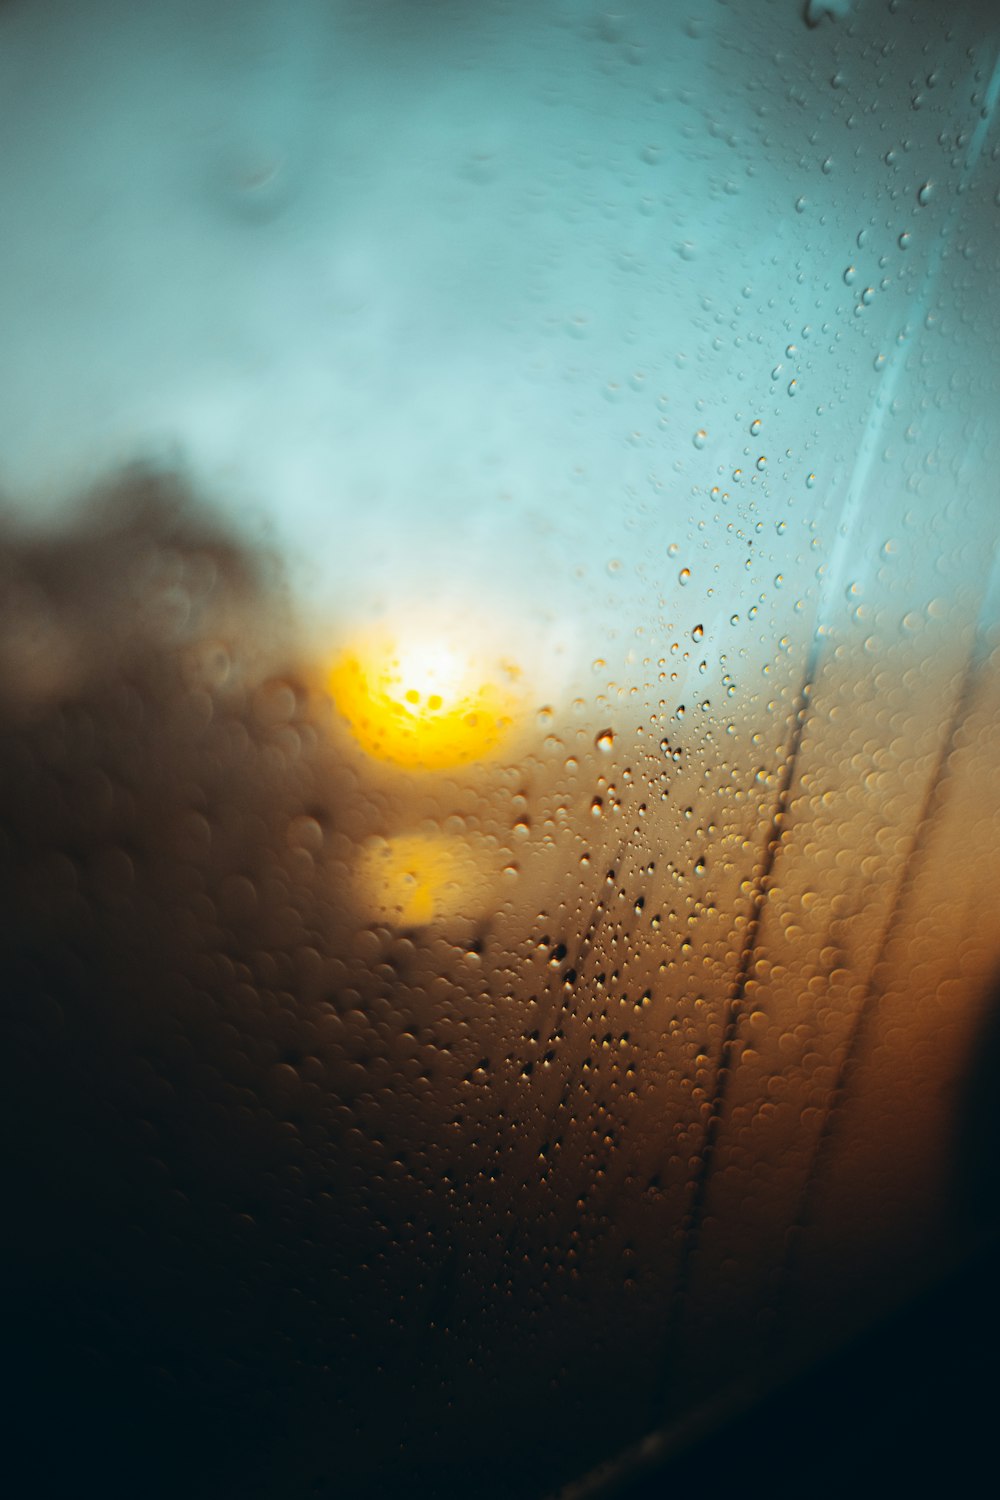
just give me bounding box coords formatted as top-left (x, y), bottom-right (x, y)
top-left (327, 631), bottom-right (521, 770)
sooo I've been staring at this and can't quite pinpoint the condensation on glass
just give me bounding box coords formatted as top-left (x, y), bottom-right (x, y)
top-left (1, 3), bottom-right (998, 1497)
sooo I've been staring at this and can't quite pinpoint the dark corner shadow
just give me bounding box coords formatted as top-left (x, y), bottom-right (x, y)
top-left (951, 969), bottom-right (1000, 1238)
top-left (590, 970), bottom-right (1000, 1500)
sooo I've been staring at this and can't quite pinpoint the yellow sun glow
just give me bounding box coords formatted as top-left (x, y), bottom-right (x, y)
top-left (327, 634), bottom-right (520, 770)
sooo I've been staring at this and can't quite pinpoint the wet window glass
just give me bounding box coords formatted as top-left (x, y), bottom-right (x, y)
top-left (2, 3), bottom-right (999, 1496)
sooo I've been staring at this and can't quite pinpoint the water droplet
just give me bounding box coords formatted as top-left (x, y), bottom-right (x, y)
top-left (692, 623), bottom-right (704, 642)
top-left (804, 0), bottom-right (853, 26)
top-left (898, 230), bottom-right (911, 250)
top-left (287, 815), bottom-right (324, 853)
top-left (678, 567), bottom-right (691, 585)
top-left (756, 455), bottom-right (767, 471)
top-left (750, 418), bottom-right (762, 437)
top-left (843, 264), bottom-right (857, 285)
top-left (595, 728), bottom-right (615, 753)
top-left (693, 428), bottom-right (708, 449)
top-left (917, 181), bottom-right (934, 206)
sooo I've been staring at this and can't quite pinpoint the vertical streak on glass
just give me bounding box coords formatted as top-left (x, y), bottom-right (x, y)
top-left (772, 35), bottom-right (1000, 1311)
top-left (653, 33), bottom-right (1000, 1424)
top-left (778, 513), bottom-right (1000, 1305)
top-left (818, 41), bottom-right (1000, 632)
top-left (650, 648), bottom-right (817, 1421)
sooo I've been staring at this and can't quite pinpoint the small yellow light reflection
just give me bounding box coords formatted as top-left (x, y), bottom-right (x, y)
top-left (358, 832), bottom-right (487, 928)
top-left (328, 634), bottom-right (520, 770)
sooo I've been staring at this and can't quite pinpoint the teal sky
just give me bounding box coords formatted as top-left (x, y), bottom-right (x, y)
top-left (1, 0), bottom-right (997, 712)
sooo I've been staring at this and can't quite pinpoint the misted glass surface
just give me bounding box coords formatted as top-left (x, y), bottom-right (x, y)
top-left (2, 3), bottom-right (999, 1497)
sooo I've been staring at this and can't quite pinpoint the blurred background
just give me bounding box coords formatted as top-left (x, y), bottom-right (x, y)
top-left (1, 2), bottom-right (999, 1495)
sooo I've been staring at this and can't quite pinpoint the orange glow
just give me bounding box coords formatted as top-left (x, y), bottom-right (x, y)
top-left (327, 634), bottom-right (520, 770)
top-left (357, 832), bottom-right (487, 928)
